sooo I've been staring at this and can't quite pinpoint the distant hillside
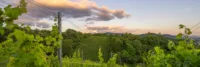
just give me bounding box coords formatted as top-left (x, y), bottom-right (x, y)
top-left (103, 32), bottom-right (200, 40)
top-left (162, 34), bottom-right (176, 39)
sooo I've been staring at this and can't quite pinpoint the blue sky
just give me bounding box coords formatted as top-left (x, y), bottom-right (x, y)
top-left (80, 0), bottom-right (200, 35)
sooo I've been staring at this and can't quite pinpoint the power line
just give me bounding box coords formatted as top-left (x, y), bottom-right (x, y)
top-left (27, 1), bottom-right (57, 18)
top-left (27, 0), bottom-right (81, 31)
top-left (26, 0), bottom-right (56, 14)
top-left (2, 0), bottom-right (81, 31)
top-left (191, 22), bottom-right (200, 30)
top-left (63, 14), bottom-right (78, 27)
top-left (58, 3), bottom-right (82, 30)
top-left (64, 17), bottom-right (81, 30)
top-left (193, 25), bottom-right (200, 32)
top-left (23, 14), bottom-right (37, 21)
top-left (191, 22), bottom-right (200, 33)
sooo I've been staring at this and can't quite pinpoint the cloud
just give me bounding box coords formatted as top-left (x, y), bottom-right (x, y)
top-left (86, 22), bottom-right (94, 24)
top-left (26, 0), bottom-right (130, 21)
top-left (85, 25), bottom-right (138, 33)
top-left (35, 23), bottom-right (50, 28)
top-left (85, 26), bottom-right (169, 34)
top-left (14, 14), bottom-right (51, 28)
top-left (1, 0), bottom-right (130, 28)
top-left (0, 0), bottom-right (20, 7)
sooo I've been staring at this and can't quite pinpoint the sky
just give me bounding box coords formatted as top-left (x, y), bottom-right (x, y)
top-left (90, 0), bottom-right (200, 35)
top-left (1, 0), bottom-right (200, 36)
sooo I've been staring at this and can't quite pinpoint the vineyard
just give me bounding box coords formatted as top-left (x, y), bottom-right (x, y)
top-left (0, 0), bottom-right (125, 67)
top-left (1, 0), bottom-right (200, 67)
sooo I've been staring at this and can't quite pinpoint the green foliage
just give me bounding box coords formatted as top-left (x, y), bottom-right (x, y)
top-left (176, 33), bottom-right (183, 39)
top-left (168, 40), bottom-right (175, 50)
top-left (0, 0), bottom-right (26, 34)
top-left (98, 48), bottom-right (104, 63)
top-left (63, 57), bottom-right (106, 67)
top-left (0, 1), bottom-right (124, 66)
top-left (1, 1), bottom-right (197, 66)
top-left (107, 54), bottom-right (120, 67)
top-left (0, 25), bottom-right (61, 67)
top-left (142, 24), bottom-right (200, 67)
top-left (62, 39), bottom-right (73, 57)
top-left (3, 0), bottom-right (27, 29)
top-left (144, 46), bottom-right (166, 67)
top-left (80, 36), bottom-right (109, 61)
top-left (177, 24), bottom-right (192, 40)
top-left (179, 24), bottom-right (184, 29)
top-left (63, 50), bottom-right (123, 67)
top-left (143, 39), bottom-right (200, 67)
top-left (73, 49), bottom-right (81, 58)
top-left (109, 37), bottom-right (123, 53)
top-left (0, 1), bottom-right (61, 66)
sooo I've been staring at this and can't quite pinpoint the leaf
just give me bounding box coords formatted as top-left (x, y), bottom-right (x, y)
top-left (168, 41), bottom-right (175, 50)
top-left (98, 48), bottom-right (104, 63)
top-left (179, 24), bottom-right (184, 29)
top-left (5, 21), bottom-right (14, 29)
top-left (45, 36), bottom-right (52, 45)
top-left (176, 33), bottom-right (183, 39)
top-left (186, 28), bottom-right (192, 35)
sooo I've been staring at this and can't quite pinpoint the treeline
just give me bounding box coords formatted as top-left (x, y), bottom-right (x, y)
top-left (2, 25), bottom-right (200, 67)
top-left (0, 26), bottom-right (183, 66)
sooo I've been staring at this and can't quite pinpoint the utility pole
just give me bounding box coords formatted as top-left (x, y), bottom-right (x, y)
top-left (58, 12), bottom-right (62, 67)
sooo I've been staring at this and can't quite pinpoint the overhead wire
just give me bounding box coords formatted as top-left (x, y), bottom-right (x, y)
top-left (191, 22), bottom-right (200, 29)
top-left (1, 0), bottom-right (81, 31)
top-left (192, 25), bottom-right (200, 32)
top-left (23, 14), bottom-right (37, 21)
top-left (26, 0), bottom-right (57, 14)
top-left (27, 0), bottom-right (81, 31)
top-left (26, 0), bottom-right (58, 21)
top-left (191, 22), bottom-right (200, 32)
top-left (62, 14), bottom-right (81, 30)
top-left (59, 3), bottom-right (82, 30)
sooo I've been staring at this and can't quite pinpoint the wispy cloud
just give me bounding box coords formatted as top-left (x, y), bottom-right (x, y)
top-left (85, 25), bottom-right (138, 33)
top-left (29, 0), bottom-right (130, 21)
top-left (1, 0), bottom-right (130, 28)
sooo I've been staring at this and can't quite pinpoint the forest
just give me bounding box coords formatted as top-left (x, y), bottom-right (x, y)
top-left (1, 0), bottom-right (200, 67)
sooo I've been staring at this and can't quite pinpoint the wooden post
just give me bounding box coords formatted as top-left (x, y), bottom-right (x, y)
top-left (58, 12), bottom-right (62, 67)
